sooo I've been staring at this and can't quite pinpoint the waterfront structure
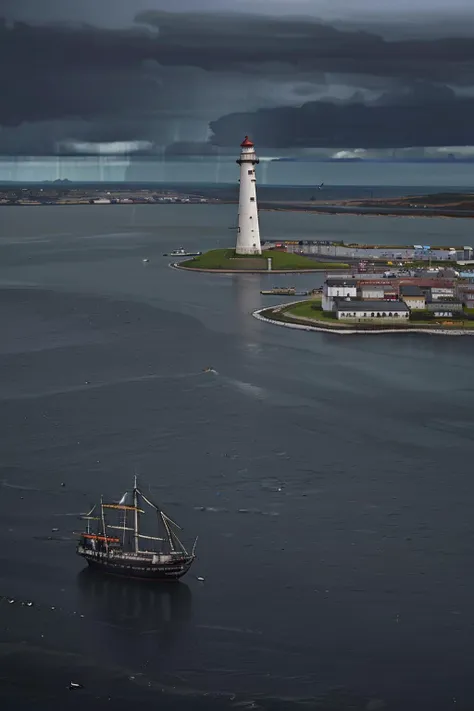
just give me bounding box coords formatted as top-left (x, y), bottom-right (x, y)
top-left (400, 285), bottom-right (426, 310)
top-left (360, 283), bottom-right (398, 300)
top-left (431, 286), bottom-right (455, 300)
top-left (360, 283), bottom-right (385, 300)
top-left (235, 136), bottom-right (261, 255)
top-left (426, 301), bottom-right (463, 317)
top-left (321, 274), bottom-right (467, 318)
top-left (262, 240), bottom-right (474, 263)
top-left (322, 278), bottom-right (357, 311)
top-left (336, 300), bottom-right (409, 320)
top-left (456, 284), bottom-right (474, 307)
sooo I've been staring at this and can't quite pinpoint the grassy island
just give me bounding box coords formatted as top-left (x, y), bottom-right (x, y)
top-left (178, 249), bottom-right (348, 273)
top-left (258, 299), bottom-right (474, 333)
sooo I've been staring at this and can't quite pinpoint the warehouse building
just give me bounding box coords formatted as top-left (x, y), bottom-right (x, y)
top-left (425, 301), bottom-right (463, 317)
top-left (322, 278), bottom-right (357, 311)
top-left (335, 300), bottom-right (409, 320)
top-left (400, 285), bottom-right (426, 310)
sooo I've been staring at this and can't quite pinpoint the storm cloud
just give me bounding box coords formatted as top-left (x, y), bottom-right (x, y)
top-left (210, 85), bottom-right (474, 149)
top-left (1, 7), bottom-right (474, 152)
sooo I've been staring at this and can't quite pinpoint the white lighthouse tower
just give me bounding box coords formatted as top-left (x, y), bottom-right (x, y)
top-left (235, 136), bottom-right (262, 255)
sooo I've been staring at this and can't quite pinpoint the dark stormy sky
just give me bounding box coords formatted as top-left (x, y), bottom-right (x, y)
top-left (2, 0), bottom-right (474, 156)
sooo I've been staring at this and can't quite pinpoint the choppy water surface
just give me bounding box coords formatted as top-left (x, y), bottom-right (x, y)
top-left (1, 205), bottom-right (474, 710)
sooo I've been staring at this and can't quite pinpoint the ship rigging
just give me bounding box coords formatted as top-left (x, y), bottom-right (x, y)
top-left (76, 477), bottom-right (196, 581)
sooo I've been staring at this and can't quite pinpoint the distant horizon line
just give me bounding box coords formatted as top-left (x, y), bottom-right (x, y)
top-left (1, 180), bottom-right (473, 191)
top-left (2, 155), bottom-right (474, 164)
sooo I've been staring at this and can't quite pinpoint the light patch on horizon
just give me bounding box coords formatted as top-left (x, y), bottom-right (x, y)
top-left (332, 149), bottom-right (367, 160)
top-left (59, 141), bottom-right (153, 155)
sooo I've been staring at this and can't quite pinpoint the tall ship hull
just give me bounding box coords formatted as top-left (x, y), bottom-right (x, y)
top-left (79, 550), bottom-right (194, 581)
top-left (76, 477), bottom-right (197, 582)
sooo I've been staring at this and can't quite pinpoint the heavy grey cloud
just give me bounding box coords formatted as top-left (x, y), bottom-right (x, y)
top-left (210, 85), bottom-right (474, 149)
top-left (3, 0), bottom-right (474, 27)
top-left (1, 9), bottom-right (474, 152)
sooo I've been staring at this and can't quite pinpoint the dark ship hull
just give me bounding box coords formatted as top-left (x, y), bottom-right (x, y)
top-left (78, 547), bottom-right (194, 581)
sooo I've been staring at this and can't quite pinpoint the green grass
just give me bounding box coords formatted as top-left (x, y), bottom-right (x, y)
top-left (284, 301), bottom-right (338, 323)
top-left (180, 249), bottom-right (348, 271)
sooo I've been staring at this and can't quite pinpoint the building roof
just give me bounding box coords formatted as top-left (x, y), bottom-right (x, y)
top-left (361, 284), bottom-right (394, 291)
top-left (398, 278), bottom-right (454, 288)
top-left (241, 136), bottom-right (254, 148)
top-left (400, 285), bottom-right (424, 297)
top-left (336, 300), bottom-right (409, 312)
top-left (326, 279), bottom-right (357, 287)
top-left (426, 301), bottom-right (463, 309)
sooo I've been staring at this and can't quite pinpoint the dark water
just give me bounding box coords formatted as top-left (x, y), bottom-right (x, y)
top-left (1, 205), bottom-right (474, 710)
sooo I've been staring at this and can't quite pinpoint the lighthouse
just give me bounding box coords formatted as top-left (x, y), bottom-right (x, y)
top-left (235, 136), bottom-right (262, 255)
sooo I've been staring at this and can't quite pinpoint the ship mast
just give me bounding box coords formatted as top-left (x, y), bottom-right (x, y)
top-left (133, 474), bottom-right (139, 553)
top-left (100, 496), bottom-right (109, 553)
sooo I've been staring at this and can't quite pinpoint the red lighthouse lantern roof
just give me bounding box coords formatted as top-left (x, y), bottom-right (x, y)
top-left (240, 136), bottom-right (254, 148)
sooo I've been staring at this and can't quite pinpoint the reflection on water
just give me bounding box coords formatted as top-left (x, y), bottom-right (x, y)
top-left (233, 274), bottom-right (263, 345)
top-left (77, 568), bottom-right (193, 655)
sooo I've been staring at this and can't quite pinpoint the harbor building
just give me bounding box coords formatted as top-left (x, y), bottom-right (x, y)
top-left (456, 283), bottom-right (474, 307)
top-left (400, 285), bottom-right (426, 310)
top-left (335, 300), bottom-right (409, 320)
top-left (320, 273), bottom-right (467, 321)
top-left (425, 301), bottom-right (463, 317)
top-left (322, 278), bottom-right (357, 311)
top-left (360, 283), bottom-right (398, 301)
top-left (235, 136), bottom-right (261, 255)
top-left (262, 240), bottom-right (474, 263)
top-left (431, 286), bottom-right (455, 300)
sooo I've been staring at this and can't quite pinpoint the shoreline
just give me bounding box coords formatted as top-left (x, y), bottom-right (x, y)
top-left (171, 262), bottom-right (344, 275)
top-left (253, 302), bottom-right (474, 336)
top-left (259, 205), bottom-right (472, 219)
top-left (2, 201), bottom-right (472, 220)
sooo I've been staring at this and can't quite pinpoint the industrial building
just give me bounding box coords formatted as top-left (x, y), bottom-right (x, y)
top-left (425, 301), bottom-right (463, 317)
top-left (456, 283), bottom-right (474, 308)
top-left (335, 301), bottom-right (409, 320)
top-left (322, 279), bottom-right (357, 311)
top-left (400, 285), bottom-right (426, 310)
top-left (360, 283), bottom-right (398, 300)
top-left (321, 272), bottom-right (467, 323)
top-left (263, 239), bottom-right (474, 263)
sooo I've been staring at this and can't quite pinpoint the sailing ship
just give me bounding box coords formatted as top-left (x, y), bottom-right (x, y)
top-left (76, 477), bottom-right (197, 581)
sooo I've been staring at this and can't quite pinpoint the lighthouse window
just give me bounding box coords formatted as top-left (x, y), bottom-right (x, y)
top-left (248, 169), bottom-right (253, 175)
top-left (250, 197), bottom-right (255, 201)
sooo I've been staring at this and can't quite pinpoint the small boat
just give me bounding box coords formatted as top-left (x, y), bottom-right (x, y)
top-left (203, 366), bottom-right (215, 373)
top-left (163, 248), bottom-right (202, 257)
top-left (76, 477), bottom-right (197, 581)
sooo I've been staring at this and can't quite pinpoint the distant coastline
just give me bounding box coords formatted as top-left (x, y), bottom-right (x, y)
top-left (1, 187), bottom-right (474, 218)
top-left (257, 193), bottom-right (474, 219)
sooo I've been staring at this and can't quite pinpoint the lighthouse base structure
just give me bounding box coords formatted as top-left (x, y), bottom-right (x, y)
top-left (235, 136), bottom-right (262, 256)
top-left (235, 244), bottom-right (262, 255)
